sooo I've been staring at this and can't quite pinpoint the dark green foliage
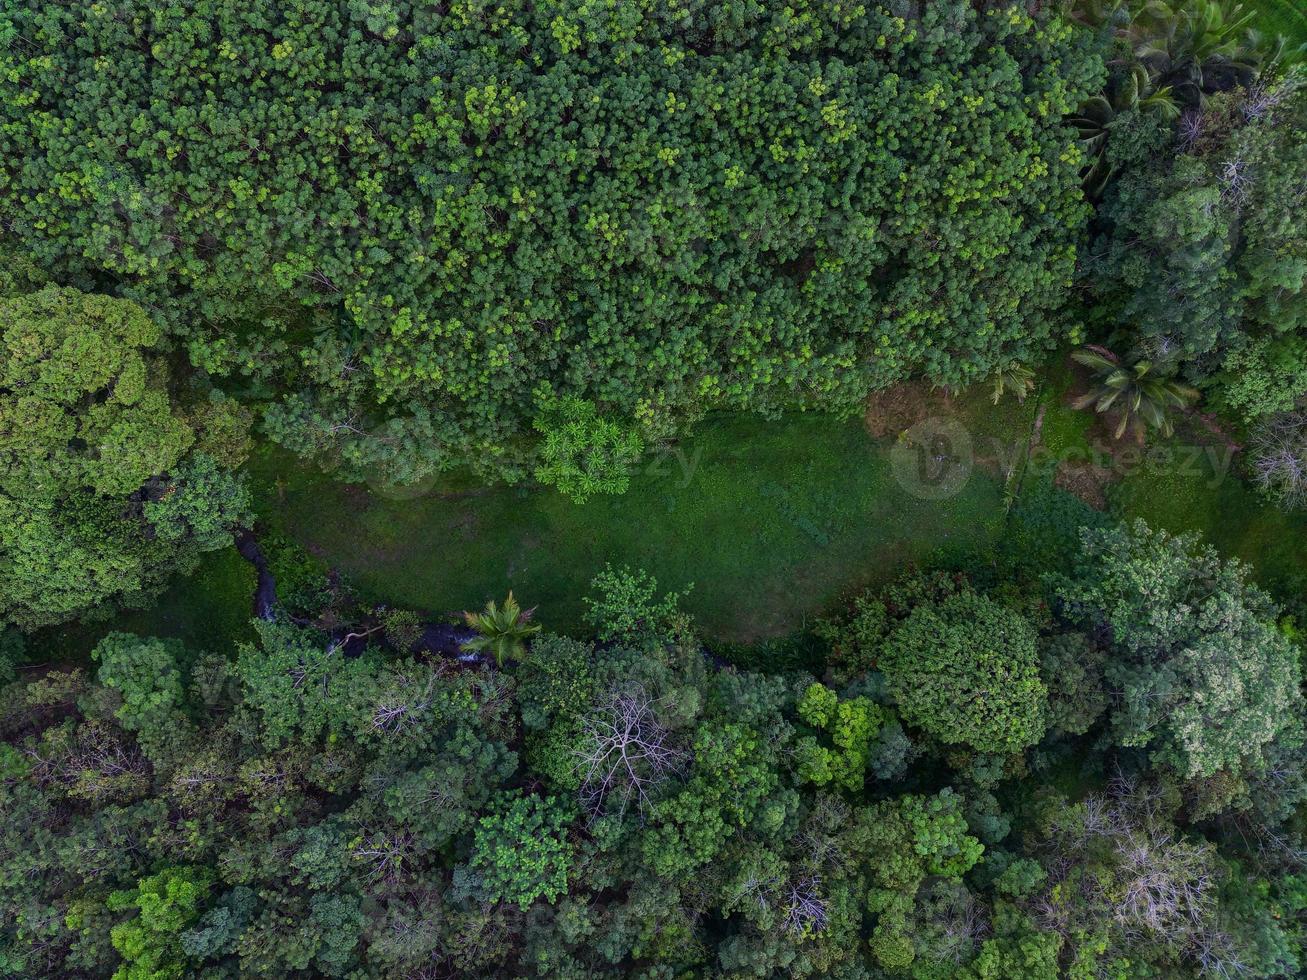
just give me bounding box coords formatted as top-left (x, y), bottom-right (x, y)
top-left (0, 1), bottom-right (1101, 481)
top-left (880, 587), bottom-right (1048, 753)
top-left (1061, 518), bottom-right (1305, 793)
top-left (1085, 80), bottom-right (1305, 362)
top-left (2, 520), bottom-right (1305, 976)
top-left (1071, 344), bottom-right (1199, 440)
top-left (377, 607), bottom-right (422, 653)
top-left (1040, 630), bottom-right (1110, 736)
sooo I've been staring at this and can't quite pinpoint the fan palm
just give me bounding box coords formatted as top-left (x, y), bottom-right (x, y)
top-left (1071, 345), bottom-right (1199, 440)
top-left (1124, 1), bottom-right (1267, 103)
top-left (461, 592), bottom-right (541, 667)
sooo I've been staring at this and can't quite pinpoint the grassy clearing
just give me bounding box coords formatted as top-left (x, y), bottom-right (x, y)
top-left (29, 547), bottom-right (256, 665)
top-left (33, 356), bottom-right (1307, 661)
top-left (253, 410), bottom-right (1012, 641)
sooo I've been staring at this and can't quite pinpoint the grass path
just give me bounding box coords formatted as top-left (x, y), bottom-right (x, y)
top-left (31, 360), bottom-right (1307, 663)
top-left (253, 409), bottom-right (1016, 641)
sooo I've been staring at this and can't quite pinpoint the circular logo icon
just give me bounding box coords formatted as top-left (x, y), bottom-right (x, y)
top-left (890, 417), bottom-right (973, 500)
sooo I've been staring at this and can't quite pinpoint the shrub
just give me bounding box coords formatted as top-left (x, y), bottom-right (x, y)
top-left (533, 397), bottom-right (644, 503)
top-left (469, 796), bottom-right (575, 910)
top-left (880, 589), bottom-right (1047, 753)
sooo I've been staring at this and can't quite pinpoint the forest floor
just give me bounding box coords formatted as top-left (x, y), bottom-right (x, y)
top-left (31, 352), bottom-right (1307, 663)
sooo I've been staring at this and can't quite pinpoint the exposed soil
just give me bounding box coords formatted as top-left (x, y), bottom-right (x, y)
top-left (1054, 461), bottom-right (1116, 510)
top-left (863, 382), bottom-right (956, 439)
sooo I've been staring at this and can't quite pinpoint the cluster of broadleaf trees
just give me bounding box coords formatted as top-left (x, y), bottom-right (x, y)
top-left (1, 0), bottom-right (1307, 975)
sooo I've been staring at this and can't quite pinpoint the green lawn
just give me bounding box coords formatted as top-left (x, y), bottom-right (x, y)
top-left (1108, 432), bottom-right (1307, 597)
top-left (32, 362), bottom-right (1307, 662)
top-left (253, 410), bottom-right (1013, 641)
top-left (29, 546), bottom-right (257, 666)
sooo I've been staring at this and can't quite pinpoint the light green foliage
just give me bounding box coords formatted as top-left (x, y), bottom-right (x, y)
top-left (461, 591), bottom-right (542, 667)
top-left (863, 790), bottom-right (984, 971)
top-left (533, 396), bottom-right (643, 503)
top-left (583, 565), bottom-right (685, 645)
top-left (92, 633), bottom-right (186, 756)
top-left (880, 588), bottom-right (1047, 753)
top-left (794, 683), bottom-right (885, 791)
top-left (1212, 334), bottom-right (1307, 425)
top-left (1061, 519), bottom-right (1305, 783)
top-left (470, 795), bottom-right (575, 910)
top-left (105, 867), bottom-right (213, 980)
top-left (0, 287), bottom-right (190, 497)
top-left (0, 287), bottom-right (250, 629)
top-left (0, 1), bottom-right (1101, 481)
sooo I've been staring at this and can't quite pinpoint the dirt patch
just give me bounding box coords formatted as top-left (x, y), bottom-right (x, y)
top-left (1054, 460), bottom-right (1116, 510)
top-left (864, 382), bottom-right (957, 439)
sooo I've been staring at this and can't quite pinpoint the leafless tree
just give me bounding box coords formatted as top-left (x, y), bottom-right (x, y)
top-left (353, 829), bottom-right (417, 884)
top-left (782, 876), bottom-right (829, 937)
top-left (574, 685), bottom-right (687, 821)
top-left (1037, 772), bottom-right (1221, 964)
top-left (372, 670), bottom-right (439, 737)
top-left (1251, 412), bottom-right (1307, 507)
top-left (1178, 109), bottom-right (1205, 150)
top-left (794, 793), bottom-right (856, 874)
top-left (1243, 75), bottom-right (1302, 122)
top-left (1219, 156), bottom-right (1253, 206)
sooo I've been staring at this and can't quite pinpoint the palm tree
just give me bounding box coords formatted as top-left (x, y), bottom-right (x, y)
top-left (461, 592), bottom-right (541, 667)
top-left (1122, 1), bottom-right (1269, 103)
top-left (990, 363), bottom-right (1037, 405)
top-left (1071, 345), bottom-right (1199, 440)
top-left (1071, 63), bottom-right (1179, 195)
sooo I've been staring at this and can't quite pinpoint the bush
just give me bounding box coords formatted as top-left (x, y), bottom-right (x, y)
top-left (583, 565), bottom-right (686, 645)
top-left (532, 397), bottom-right (643, 504)
top-left (880, 589), bottom-right (1047, 753)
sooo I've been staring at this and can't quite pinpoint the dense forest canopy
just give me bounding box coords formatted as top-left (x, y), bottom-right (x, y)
top-left (2, 520), bottom-right (1306, 977)
top-left (1, 0), bottom-right (1307, 977)
top-left (0, 0), bottom-right (1100, 481)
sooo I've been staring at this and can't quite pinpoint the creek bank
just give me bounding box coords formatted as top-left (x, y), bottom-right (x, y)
top-left (234, 528), bottom-right (489, 664)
